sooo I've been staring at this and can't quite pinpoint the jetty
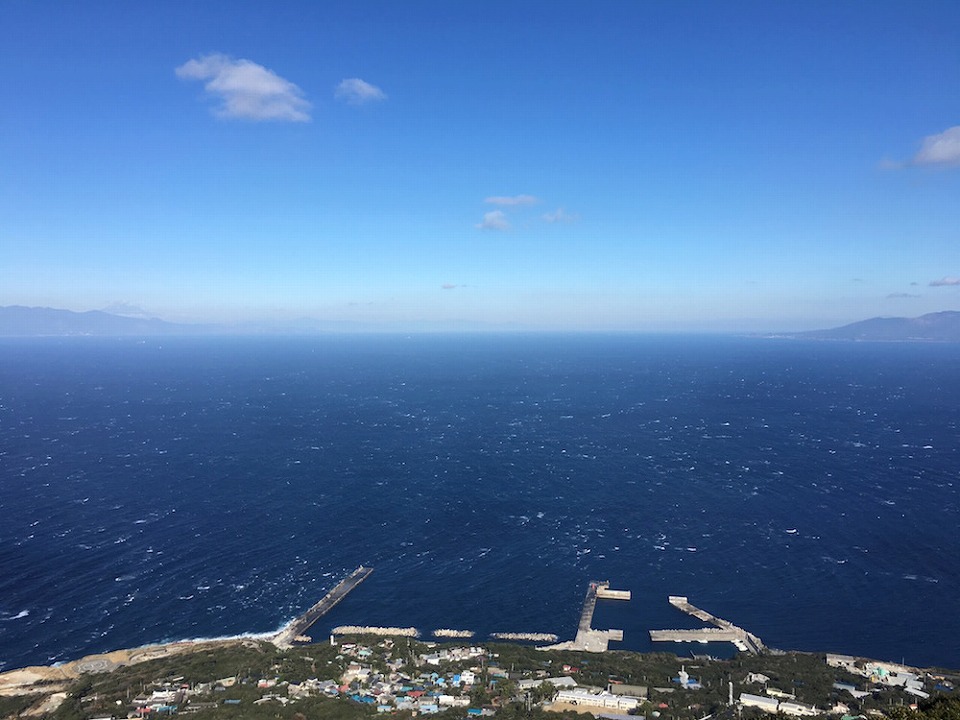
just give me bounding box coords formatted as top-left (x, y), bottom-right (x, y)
top-left (542, 581), bottom-right (629, 653)
top-left (273, 566), bottom-right (373, 648)
top-left (433, 629), bottom-right (475, 639)
top-left (649, 595), bottom-right (766, 654)
top-left (332, 626), bottom-right (418, 638)
top-left (491, 632), bottom-right (559, 642)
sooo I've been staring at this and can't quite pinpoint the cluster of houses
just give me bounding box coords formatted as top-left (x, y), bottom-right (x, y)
top-left (826, 654), bottom-right (934, 700)
top-left (118, 641), bottom-right (497, 717)
top-left (121, 677), bottom-right (233, 716)
top-left (320, 641), bottom-right (489, 714)
top-left (738, 655), bottom-right (952, 718)
top-left (93, 642), bottom-right (957, 719)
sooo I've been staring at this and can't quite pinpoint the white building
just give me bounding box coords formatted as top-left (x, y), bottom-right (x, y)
top-left (779, 701), bottom-right (820, 716)
top-left (740, 693), bottom-right (779, 713)
top-left (826, 654), bottom-right (857, 671)
top-left (459, 670), bottom-right (477, 686)
top-left (518, 676), bottom-right (577, 690)
top-left (555, 689), bottom-right (639, 711)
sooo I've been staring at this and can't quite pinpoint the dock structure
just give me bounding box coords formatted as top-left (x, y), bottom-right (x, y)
top-left (542, 580), bottom-right (629, 653)
top-left (491, 632), bottom-right (559, 642)
top-left (596, 587), bottom-right (632, 601)
top-left (649, 595), bottom-right (765, 654)
top-left (331, 625), bottom-right (418, 638)
top-left (578, 582), bottom-right (601, 634)
top-left (273, 566), bottom-right (373, 648)
top-left (433, 629), bottom-right (475, 639)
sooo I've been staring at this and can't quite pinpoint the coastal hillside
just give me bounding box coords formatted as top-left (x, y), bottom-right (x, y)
top-left (2, 636), bottom-right (958, 720)
top-left (790, 311), bottom-right (960, 342)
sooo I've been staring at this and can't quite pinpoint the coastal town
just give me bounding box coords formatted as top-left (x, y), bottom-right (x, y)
top-left (2, 572), bottom-right (957, 719)
top-left (1, 634), bottom-right (957, 720)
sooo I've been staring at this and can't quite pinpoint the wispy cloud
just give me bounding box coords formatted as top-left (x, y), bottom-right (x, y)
top-left (912, 126), bottom-right (960, 166)
top-left (542, 207), bottom-right (579, 224)
top-left (335, 78), bottom-right (387, 105)
top-left (441, 283), bottom-right (458, 290)
top-left (176, 53), bottom-right (310, 122)
top-left (476, 210), bottom-right (510, 231)
top-left (929, 276), bottom-right (960, 286)
top-left (886, 293), bottom-right (921, 299)
top-left (484, 195), bottom-right (538, 206)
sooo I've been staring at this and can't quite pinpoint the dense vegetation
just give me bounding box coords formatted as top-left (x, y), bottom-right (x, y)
top-left (889, 697), bottom-right (960, 720)
top-left (3, 638), bottom-right (953, 720)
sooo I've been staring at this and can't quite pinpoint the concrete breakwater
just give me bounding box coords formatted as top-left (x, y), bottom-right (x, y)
top-left (332, 626), bottom-right (419, 638)
top-left (433, 629), bottom-right (476, 638)
top-left (649, 595), bottom-right (766, 654)
top-left (541, 580), bottom-right (629, 653)
top-left (490, 632), bottom-right (559, 642)
top-left (273, 566), bottom-right (373, 648)
top-left (650, 627), bottom-right (741, 642)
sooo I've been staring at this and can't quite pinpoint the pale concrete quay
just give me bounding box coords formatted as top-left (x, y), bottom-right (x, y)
top-left (272, 566), bottom-right (373, 648)
top-left (491, 632), bottom-right (559, 642)
top-left (648, 595), bottom-right (766, 654)
top-left (332, 626), bottom-right (418, 638)
top-left (542, 580), bottom-right (629, 653)
top-left (433, 629), bottom-right (476, 638)
top-left (649, 628), bottom-right (741, 642)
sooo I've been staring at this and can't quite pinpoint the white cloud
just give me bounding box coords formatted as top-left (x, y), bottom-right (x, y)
top-left (929, 276), bottom-right (960, 287)
top-left (335, 78), bottom-right (387, 105)
top-left (912, 126), bottom-right (960, 166)
top-left (176, 53), bottom-right (311, 122)
top-left (476, 210), bottom-right (510, 231)
top-left (484, 195), bottom-right (538, 206)
top-left (542, 207), bottom-right (579, 224)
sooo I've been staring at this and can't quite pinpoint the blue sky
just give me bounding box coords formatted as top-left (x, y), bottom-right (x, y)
top-left (2, 1), bottom-right (959, 331)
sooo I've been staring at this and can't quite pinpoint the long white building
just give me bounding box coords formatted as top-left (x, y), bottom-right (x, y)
top-left (555, 689), bottom-right (639, 711)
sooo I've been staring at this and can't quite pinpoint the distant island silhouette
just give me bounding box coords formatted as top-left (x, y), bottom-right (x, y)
top-left (1, 305), bottom-right (959, 339)
top-left (0, 305), bottom-right (199, 336)
top-left (780, 311), bottom-right (960, 343)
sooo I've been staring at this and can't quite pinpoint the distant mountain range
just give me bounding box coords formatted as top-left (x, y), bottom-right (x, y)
top-left (2, 305), bottom-right (960, 340)
top-left (783, 310), bottom-right (960, 342)
top-left (0, 305), bottom-right (467, 336)
top-left (0, 306), bottom-right (211, 336)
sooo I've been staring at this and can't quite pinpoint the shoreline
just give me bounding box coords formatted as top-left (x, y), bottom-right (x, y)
top-left (0, 636), bottom-right (256, 696)
top-left (2, 630), bottom-right (936, 699)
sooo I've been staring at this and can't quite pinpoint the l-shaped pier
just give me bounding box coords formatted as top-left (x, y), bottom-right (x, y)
top-left (542, 580), bottom-right (630, 653)
top-left (649, 595), bottom-right (766, 654)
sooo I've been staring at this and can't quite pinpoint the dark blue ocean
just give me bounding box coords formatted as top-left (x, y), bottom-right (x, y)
top-left (1, 335), bottom-right (958, 672)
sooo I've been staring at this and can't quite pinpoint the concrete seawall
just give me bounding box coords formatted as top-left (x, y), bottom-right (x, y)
top-left (649, 595), bottom-right (766, 654)
top-left (273, 566), bottom-right (373, 648)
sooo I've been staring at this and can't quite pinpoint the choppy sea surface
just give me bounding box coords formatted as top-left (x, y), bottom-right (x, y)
top-left (1, 334), bottom-right (958, 671)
